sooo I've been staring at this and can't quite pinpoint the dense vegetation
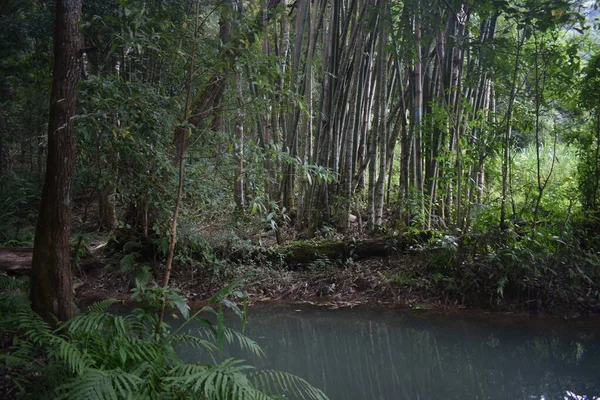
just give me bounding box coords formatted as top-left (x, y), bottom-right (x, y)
top-left (0, 276), bottom-right (329, 399)
top-left (1, 0), bottom-right (600, 395)
top-left (1, 0), bottom-right (599, 301)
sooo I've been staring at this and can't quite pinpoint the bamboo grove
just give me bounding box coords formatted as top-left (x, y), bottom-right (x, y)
top-left (170, 0), bottom-right (595, 235)
top-left (1, 0), bottom-right (599, 243)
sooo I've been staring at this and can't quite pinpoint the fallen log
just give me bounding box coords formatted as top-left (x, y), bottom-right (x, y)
top-left (0, 247), bottom-right (33, 275)
top-left (276, 236), bottom-right (409, 267)
top-left (0, 246), bottom-right (104, 277)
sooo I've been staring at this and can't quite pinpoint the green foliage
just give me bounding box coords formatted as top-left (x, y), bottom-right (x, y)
top-left (387, 271), bottom-right (416, 287)
top-left (572, 52), bottom-right (600, 212)
top-left (580, 52), bottom-right (600, 112)
top-left (0, 173), bottom-right (39, 245)
top-left (498, 0), bottom-right (579, 32)
top-left (0, 283), bottom-right (328, 400)
top-left (425, 234), bottom-right (459, 271)
top-left (0, 274), bottom-right (30, 321)
top-left (510, 142), bottom-right (578, 219)
top-left (115, 240), bottom-right (155, 287)
top-left (76, 76), bottom-right (179, 230)
top-left (0, 1), bottom-right (53, 188)
top-left (416, 222), bottom-right (600, 309)
top-left (250, 197), bottom-right (290, 233)
top-left (308, 255), bottom-right (333, 271)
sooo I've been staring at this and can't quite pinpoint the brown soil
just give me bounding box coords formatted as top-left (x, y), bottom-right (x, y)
top-left (74, 243), bottom-right (599, 318)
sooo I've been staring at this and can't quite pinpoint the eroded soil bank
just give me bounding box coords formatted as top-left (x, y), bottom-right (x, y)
top-left (3, 230), bottom-right (598, 318)
top-left (74, 239), bottom-right (600, 318)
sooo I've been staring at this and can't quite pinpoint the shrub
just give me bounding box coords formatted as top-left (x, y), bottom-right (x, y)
top-left (0, 280), bottom-right (328, 400)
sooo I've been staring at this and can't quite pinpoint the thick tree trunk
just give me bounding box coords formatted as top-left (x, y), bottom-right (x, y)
top-left (30, 0), bottom-right (82, 325)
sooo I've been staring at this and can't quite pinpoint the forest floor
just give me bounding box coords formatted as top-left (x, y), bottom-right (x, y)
top-left (3, 201), bottom-right (599, 317)
top-left (73, 224), bottom-right (600, 318)
top-left (77, 252), bottom-right (440, 309)
top-left (74, 252), bottom-right (599, 318)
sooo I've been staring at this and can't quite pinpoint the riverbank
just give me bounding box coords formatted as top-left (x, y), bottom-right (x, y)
top-left (74, 236), bottom-right (600, 318)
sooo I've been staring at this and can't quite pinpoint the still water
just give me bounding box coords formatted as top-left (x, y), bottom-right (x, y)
top-left (178, 304), bottom-right (600, 400)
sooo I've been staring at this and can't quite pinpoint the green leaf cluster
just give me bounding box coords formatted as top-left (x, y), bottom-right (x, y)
top-left (0, 281), bottom-right (329, 400)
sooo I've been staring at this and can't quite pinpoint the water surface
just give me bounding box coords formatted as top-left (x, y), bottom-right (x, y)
top-left (178, 304), bottom-right (600, 400)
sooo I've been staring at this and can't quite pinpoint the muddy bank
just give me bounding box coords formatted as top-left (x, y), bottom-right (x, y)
top-left (4, 234), bottom-right (597, 317)
top-left (75, 249), bottom-right (600, 318)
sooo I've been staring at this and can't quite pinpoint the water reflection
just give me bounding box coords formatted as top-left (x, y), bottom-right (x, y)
top-left (176, 305), bottom-right (600, 400)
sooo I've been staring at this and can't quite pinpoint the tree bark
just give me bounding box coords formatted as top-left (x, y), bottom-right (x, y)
top-left (234, 68), bottom-right (245, 210)
top-left (99, 182), bottom-right (118, 231)
top-left (374, 8), bottom-right (388, 229)
top-left (413, 6), bottom-right (424, 226)
top-left (30, 0), bottom-right (82, 325)
top-left (500, 31), bottom-right (525, 230)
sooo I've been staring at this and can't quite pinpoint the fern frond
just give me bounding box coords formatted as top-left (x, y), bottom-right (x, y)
top-left (110, 315), bottom-right (129, 337)
top-left (51, 338), bottom-right (94, 374)
top-left (122, 241), bottom-right (142, 253)
top-left (14, 310), bottom-right (54, 345)
top-left (223, 328), bottom-right (265, 358)
top-left (3, 286), bottom-right (325, 400)
top-left (0, 273), bottom-right (25, 291)
top-left (250, 370), bottom-right (329, 400)
top-left (86, 299), bottom-right (119, 314)
top-left (167, 359), bottom-right (270, 400)
top-left (120, 252), bottom-right (140, 273)
top-left (196, 326), bottom-right (265, 358)
top-left (0, 353), bottom-right (33, 367)
top-left (66, 311), bottom-right (111, 335)
top-left (171, 334), bottom-right (218, 353)
top-left (56, 368), bottom-right (141, 400)
top-left (123, 338), bottom-right (163, 363)
top-left (123, 312), bottom-right (154, 339)
top-left (0, 275), bottom-right (29, 312)
top-left (169, 362), bottom-right (210, 378)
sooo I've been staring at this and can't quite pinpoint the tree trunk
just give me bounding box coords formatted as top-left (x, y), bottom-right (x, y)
top-left (413, 7), bottom-right (424, 226)
top-left (234, 68), bottom-right (245, 210)
top-left (500, 31), bottom-right (525, 230)
top-left (366, 60), bottom-right (379, 230)
top-left (30, 0), bottom-right (82, 325)
top-left (99, 183), bottom-right (118, 231)
top-left (374, 8), bottom-right (387, 229)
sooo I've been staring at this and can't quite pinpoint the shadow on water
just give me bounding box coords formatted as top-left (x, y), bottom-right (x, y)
top-left (172, 304), bottom-right (600, 400)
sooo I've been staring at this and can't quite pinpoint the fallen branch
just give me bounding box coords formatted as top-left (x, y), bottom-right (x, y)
top-left (0, 248), bottom-right (33, 275)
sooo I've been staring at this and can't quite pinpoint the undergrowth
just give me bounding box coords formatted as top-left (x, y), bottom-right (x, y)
top-left (0, 276), bottom-right (328, 400)
top-left (415, 226), bottom-right (600, 312)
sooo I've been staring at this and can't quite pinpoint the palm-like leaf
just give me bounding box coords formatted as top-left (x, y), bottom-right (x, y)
top-left (250, 370), bottom-right (329, 400)
top-left (56, 368), bottom-right (141, 400)
top-left (167, 360), bottom-right (273, 400)
top-left (196, 326), bottom-right (265, 358)
top-left (2, 298), bottom-right (328, 400)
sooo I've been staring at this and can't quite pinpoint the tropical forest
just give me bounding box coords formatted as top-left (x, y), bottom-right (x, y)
top-left (1, 0), bottom-right (600, 398)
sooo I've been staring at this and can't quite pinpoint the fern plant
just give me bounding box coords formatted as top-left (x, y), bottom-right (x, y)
top-left (0, 280), bottom-right (329, 400)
